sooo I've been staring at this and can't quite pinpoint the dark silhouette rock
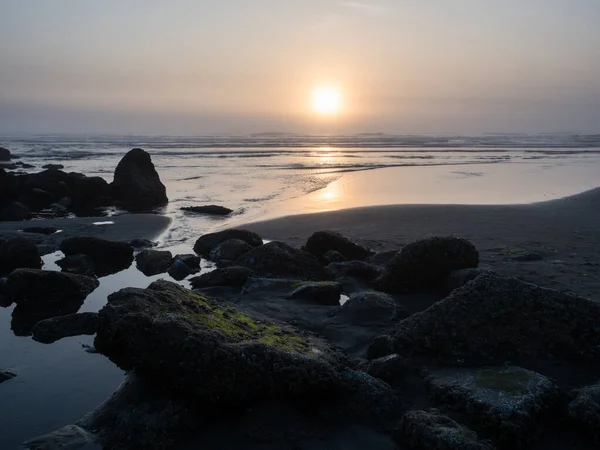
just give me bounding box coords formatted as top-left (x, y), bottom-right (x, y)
top-left (42, 164), bottom-right (65, 170)
top-left (0, 201), bottom-right (31, 221)
top-left (111, 148), bottom-right (168, 211)
top-left (129, 238), bottom-right (157, 250)
top-left (70, 175), bottom-right (112, 212)
top-left (326, 260), bottom-right (382, 282)
top-left (32, 312), bottom-right (99, 344)
top-left (0, 237), bottom-right (41, 275)
top-left (304, 231), bottom-right (374, 261)
top-left (334, 291), bottom-right (408, 325)
top-left (568, 382), bottom-right (600, 443)
top-left (172, 254), bottom-right (200, 269)
top-left (20, 188), bottom-right (55, 210)
top-left (193, 228), bottom-right (263, 257)
top-left (135, 250), bottom-right (173, 276)
top-left (235, 241), bottom-right (331, 281)
top-left (375, 236), bottom-right (479, 293)
top-left (396, 409), bottom-right (493, 450)
top-left (290, 281), bottom-right (343, 306)
top-left (366, 354), bottom-right (412, 384)
top-left (0, 147), bottom-right (12, 161)
top-left (22, 226), bottom-right (58, 235)
top-left (190, 266), bottom-right (252, 289)
top-left (181, 205), bottom-right (233, 216)
top-left (367, 335), bottom-right (395, 360)
top-left (209, 238), bottom-right (253, 262)
top-left (167, 254), bottom-right (200, 281)
top-left (323, 250), bottom-right (346, 264)
top-left (56, 254), bottom-right (96, 276)
top-left (387, 273), bottom-right (600, 364)
top-left (59, 236), bottom-right (133, 277)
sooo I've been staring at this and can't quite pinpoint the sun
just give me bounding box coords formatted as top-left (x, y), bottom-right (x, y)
top-left (312, 86), bottom-right (341, 115)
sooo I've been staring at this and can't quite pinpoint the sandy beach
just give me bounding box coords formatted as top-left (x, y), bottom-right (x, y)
top-left (243, 187), bottom-right (600, 300)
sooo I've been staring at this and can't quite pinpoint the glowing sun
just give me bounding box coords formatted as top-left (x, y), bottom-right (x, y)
top-left (312, 86), bottom-right (341, 115)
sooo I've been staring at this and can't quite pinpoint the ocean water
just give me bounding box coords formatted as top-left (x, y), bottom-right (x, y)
top-left (1, 133), bottom-right (600, 448)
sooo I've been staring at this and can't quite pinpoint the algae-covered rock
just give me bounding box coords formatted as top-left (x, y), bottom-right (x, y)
top-left (387, 273), bottom-right (600, 363)
top-left (376, 236), bottom-right (479, 293)
top-left (427, 366), bottom-right (559, 447)
top-left (95, 280), bottom-right (350, 405)
top-left (396, 409), bottom-right (494, 450)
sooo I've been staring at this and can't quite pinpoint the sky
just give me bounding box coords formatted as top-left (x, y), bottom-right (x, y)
top-left (0, 0), bottom-right (599, 135)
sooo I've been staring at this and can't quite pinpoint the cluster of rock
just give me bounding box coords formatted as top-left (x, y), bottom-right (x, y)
top-left (5, 226), bottom-right (600, 449)
top-left (0, 147), bottom-right (167, 221)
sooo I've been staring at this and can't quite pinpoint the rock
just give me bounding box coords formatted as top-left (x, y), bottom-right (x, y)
top-left (0, 201), bottom-right (31, 221)
top-left (42, 164), bottom-right (65, 170)
top-left (396, 409), bottom-right (494, 450)
top-left (1, 369), bottom-right (16, 384)
top-left (55, 180), bottom-right (71, 198)
top-left (327, 261), bottom-right (382, 282)
top-left (135, 249), bottom-right (173, 276)
top-left (427, 366), bottom-right (559, 447)
top-left (32, 312), bottom-right (99, 344)
top-left (375, 236), bottom-right (479, 293)
top-left (242, 277), bottom-right (303, 294)
top-left (304, 231), bottom-right (374, 261)
top-left (442, 268), bottom-right (495, 295)
top-left (56, 254), bottom-right (96, 276)
top-left (366, 250), bottom-right (399, 267)
top-left (22, 425), bottom-right (100, 450)
top-left (568, 382), bottom-right (600, 443)
top-left (172, 253), bottom-right (200, 269)
top-left (290, 281), bottom-right (343, 306)
top-left (129, 238), bottom-right (157, 250)
top-left (181, 205), bottom-right (233, 216)
top-left (60, 236), bottom-right (134, 277)
top-left (20, 187), bottom-right (55, 210)
top-left (111, 148), bottom-right (168, 211)
top-left (22, 226), bottom-right (58, 235)
top-left (511, 251), bottom-right (543, 262)
top-left (367, 335), bottom-right (395, 360)
top-left (323, 250), bottom-right (346, 264)
top-left (94, 280), bottom-right (351, 406)
top-left (0, 276), bottom-right (13, 307)
top-left (366, 354), bottom-right (412, 384)
top-left (235, 241), bottom-right (332, 281)
top-left (387, 273), bottom-right (600, 364)
top-left (0, 147), bottom-right (12, 160)
top-left (0, 237), bottom-right (41, 275)
top-left (70, 175), bottom-right (112, 212)
top-left (8, 269), bottom-right (99, 306)
top-left (190, 266), bottom-right (253, 289)
top-left (167, 259), bottom-right (198, 281)
top-left (335, 291), bottom-right (408, 325)
top-left (193, 228), bottom-right (263, 257)
top-left (209, 238), bottom-right (253, 262)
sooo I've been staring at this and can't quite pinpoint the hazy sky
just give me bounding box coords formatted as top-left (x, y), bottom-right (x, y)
top-left (1, 0), bottom-right (599, 135)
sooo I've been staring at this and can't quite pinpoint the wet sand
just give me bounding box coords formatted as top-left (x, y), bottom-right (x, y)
top-left (242, 187), bottom-right (600, 300)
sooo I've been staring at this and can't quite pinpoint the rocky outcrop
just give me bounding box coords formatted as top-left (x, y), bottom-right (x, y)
top-left (110, 148), bottom-right (168, 211)
top-left (335, 291), bottom-right (408, 325)
top-left (209, 238), bottom-right (253, 263)
top-left (385, 273), bottom-right (600, 364)
top-left (375, 236), bottom-right (479, 293)
top-left (59, 236), bottom-right (134, 277)
top-left (189, 266), bottom-right (252, 289)
top-left (303, 231), bottom-right (374, 261)
top-left (0, 237), bottom-right (42, 275)
top-left (235, 241), bottom-right (331, 281)
top-left (135, 249), bottom-right (173, 276)
top-left (290, 281), bottom-right (343, 306)
top-left (181, 205), bottom-right (233, 216)
top-left (32, 312), bottom-right (99, 344)
top-left (323, 250), bottom-right (346, 263)
top-left (94, 280), bottom-right (352, 406)
top-left (427, 366), bottom-right (559, 447)
top-left (396, 409), bottom-right (494, 450)
top-left (193, 228), bottom-right (263, 257)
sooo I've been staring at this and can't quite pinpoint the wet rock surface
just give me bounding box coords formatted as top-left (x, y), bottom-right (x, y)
top-left (167, 254), bottom-right (200, 281)
top-left (135, 249), bottom-right (173, 276)
top-left (56, 254), bottom-right (96, 276)
top-left (327, 260), bottom-right (382, 281)
top-left (209, 238), bottom-right (253, 263)
top-left (32, 312), bottom-right (99, 344)
top-left (193, 228), bottom-right (263, 256)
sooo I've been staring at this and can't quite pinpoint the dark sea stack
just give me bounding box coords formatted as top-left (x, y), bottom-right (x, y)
top-left (193, 228), bottom-right (263, 256)
top-left (375, 236), bottom-right (479, 293)
top-left (385, 273), bottom-right (600, 364)
top-left (0, 237), bottom-right (41, 275)
top-left (32, 312), bottom-right (99, 344)
top-left (59, 236), bottom-right (134, 277)
top-left (190, 266), bottom-right (253, 289)
top-left (304, 231), bottom-right (374, 261)
top-left (111, 148), bottom-right (168, 211)
top-left (181, 205), bottom-right (233, 216)
top-left (135, 249), bottom-right (173, 276)
top-left (235, 241), bottom-right (332, 281)
top-left (0, 147), bottom-right (12, 161)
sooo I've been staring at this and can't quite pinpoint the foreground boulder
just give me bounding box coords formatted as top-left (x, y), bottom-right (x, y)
top-left (396, 409), bottom-right (494, 450)
top-left (385, 273), bottom-right (600, 364)
top-left (111, 148), bottom-right (168, 211)
top-left (190, 266), bottom-right (252, 289)
top-left (181, 205), bottom-right (233, 216)
top-left (32, 312), bottom-right (98, 344)
top-left (375, 236), bottom-right (479, 293)
top-left (427, 366), bottom-right (559, 447)
top-left (59, 236), bottom-right (133, 277)
top-left (0, 237), bottom-right (42, 275)
top-left (193, 228), bottom-right (263, 257)
top-left (235, 241), bottom-right (331, 281)
top-left (135, 249), bottom-right (173, 276)
top-left (304, 231), bottom-right (374, 261)
top-left (95, 280), bottom-right (352, 405)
